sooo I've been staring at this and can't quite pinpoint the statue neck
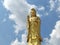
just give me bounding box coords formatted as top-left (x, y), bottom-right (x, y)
top-left (31, 15), bottom-right (36, 17)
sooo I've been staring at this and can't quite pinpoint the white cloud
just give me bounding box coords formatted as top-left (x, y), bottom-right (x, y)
top-left (57, 7), bottom-right (60, 12)
top-left (11, 38), bottom-right (20, 45)
top-left (58, 15), bottom-right (60, 18)
top-left (9, 14), bottom-right (16, 20)
top-left (11, 34), bottom-right (27, 45)
top-left (3, 0), bottom-right (30, 34)
top-left (3, 0), bottom-right (39, 35)
top-left (3, 0), bottom-right (40, 45)
top-left (50, 20), bottom-right (60, 38)
top-left (2, 18), bottom-right (6, 23)
top-left (0, 18), bottom-right (6, 24)
top-left (49, 0), bottom-right (60, 12)
top-left (56, 6), bottom-right (60, 14)
top-left (44, 20), bottom-right (60, 45)
top-left (45, 12), bottom-right (49, 16)
top-left (3, 0), bottom-right (60, 45)
top-left (37, 13), bottom-right (42, 17)
top-left (56, 0), bottom-right (60, 13)
top-left (30, 5), bottom-right (37, 9)
top-left (49, 0), bottom-right (56, 11)
top-left (49, 0), bottom-right (60, 17)
top-left (38, 6), bottom-right (45, 11)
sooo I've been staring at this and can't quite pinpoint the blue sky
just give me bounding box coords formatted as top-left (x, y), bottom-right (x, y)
top-left (0, 0), bottom-right (60, 45)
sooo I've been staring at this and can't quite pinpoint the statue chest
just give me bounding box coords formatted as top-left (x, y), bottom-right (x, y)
top-left (29, 17), bottom-right (37, 22)
top-left (29, 17), bottom-right (38, 26)
top-left (29, 17), bottom-right (38, 39)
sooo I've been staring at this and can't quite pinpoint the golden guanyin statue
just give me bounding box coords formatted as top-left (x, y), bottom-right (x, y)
top-left (27, 8), bottom-right (42, 45)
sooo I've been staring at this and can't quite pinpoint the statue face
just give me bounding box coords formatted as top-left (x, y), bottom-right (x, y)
top-left (30, 10), bottom-right (36, 17)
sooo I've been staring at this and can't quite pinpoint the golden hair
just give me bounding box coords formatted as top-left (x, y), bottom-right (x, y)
top-left (31, 8), bottom-right (36, 17)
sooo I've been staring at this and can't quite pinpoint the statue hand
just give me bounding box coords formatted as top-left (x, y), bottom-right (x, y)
top-left (39, 37), bottom-right (43, 42)
top-left (27, 15), bottom-right (29, 21)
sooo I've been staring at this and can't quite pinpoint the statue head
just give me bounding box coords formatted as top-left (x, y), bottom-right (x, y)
top-left (30, 8), bottom-right (36, 17)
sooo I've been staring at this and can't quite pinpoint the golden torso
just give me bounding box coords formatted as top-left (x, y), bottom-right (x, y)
top-left (27, 16), bottom-right (42, 45)
top-left (29, 17), bottom-right (39, 39)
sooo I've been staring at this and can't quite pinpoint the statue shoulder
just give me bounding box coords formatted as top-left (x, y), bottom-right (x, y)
top-left (36, 16), bottom-right (40, 20)
top-left (36, 16), bottom-right (41, 23)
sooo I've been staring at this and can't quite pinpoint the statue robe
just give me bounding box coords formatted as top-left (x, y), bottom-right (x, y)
top-left (27, 16), bottom-right (42, 45)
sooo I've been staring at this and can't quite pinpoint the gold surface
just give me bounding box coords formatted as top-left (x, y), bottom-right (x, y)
top-left (27, 8), bottom-right (42, 45)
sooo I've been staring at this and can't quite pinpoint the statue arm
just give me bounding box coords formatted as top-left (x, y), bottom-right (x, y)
top-left (27, 15), bottom-right (30, 30)
top-left (37, 17), bottom-right (43, 42)
top-left (27, 15), bottom-right (30, 42)
top-left (37, 17), bottom-right (40, 35)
